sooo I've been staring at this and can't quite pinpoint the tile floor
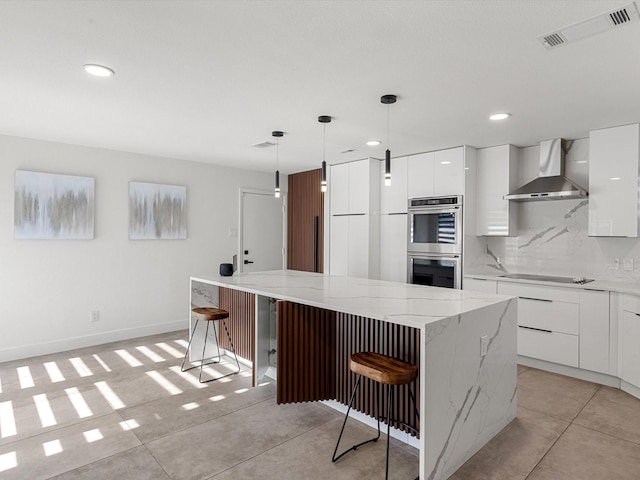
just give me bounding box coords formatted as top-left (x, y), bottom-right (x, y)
top-left (0, 331), bottom-right (639, 479)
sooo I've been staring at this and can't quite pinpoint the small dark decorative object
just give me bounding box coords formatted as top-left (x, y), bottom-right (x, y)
top-left (219, 263), bottom-right (233, 276)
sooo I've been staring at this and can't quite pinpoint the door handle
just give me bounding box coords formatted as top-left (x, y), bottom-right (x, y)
top-left (244, 260), bottom-right (254, 264)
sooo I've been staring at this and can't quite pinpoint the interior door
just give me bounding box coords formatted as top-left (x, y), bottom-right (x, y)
top-left (240, 190), bottom-right (286, 272)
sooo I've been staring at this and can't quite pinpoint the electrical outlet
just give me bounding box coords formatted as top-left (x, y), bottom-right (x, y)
top-left (624, 259), bottom-right (634, 271)
top-left (90, 310), bottom-right (100, 322)
top-left (480, 335), bottom-right (488, 357)
top-left (612, 258), bottom-right (620, 269)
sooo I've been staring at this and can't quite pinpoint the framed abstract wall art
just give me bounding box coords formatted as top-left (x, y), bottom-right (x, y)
top-left (14, 170), bottom-right (95, 240)
top-left (128, 181), bottom-right (187, 240)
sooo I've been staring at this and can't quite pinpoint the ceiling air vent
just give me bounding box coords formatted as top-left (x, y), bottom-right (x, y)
top-left (252, 141), bottom-right (275, 149)
top-left (538, 2), bottom-right (639, 50)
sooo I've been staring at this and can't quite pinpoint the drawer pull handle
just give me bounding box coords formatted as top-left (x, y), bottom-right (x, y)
top-left (519, 325), bottom-right (552, 333)
top-left (519, 296), bottom-right (552, 303)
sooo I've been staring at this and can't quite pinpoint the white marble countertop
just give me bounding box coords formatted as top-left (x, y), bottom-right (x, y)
top-left (465, 272), bottom-right (640, 296)
top-left (192, 270), bottom-right (513, 329)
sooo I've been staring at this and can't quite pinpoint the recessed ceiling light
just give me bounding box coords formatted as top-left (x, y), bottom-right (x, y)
top-left (440, 161), bottom-right (451, 165)
top-left (366, 140), bottom-right (381, 146)
top-left (610, 177), bottom-right (621, 180)
top-left (83, 64), bottom-right (115, 77)
top-left (489, 113), bottom-right (511, 121)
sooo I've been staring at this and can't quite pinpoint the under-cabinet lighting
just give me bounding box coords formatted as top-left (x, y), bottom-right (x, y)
top-left (610, 177), bottom-right (621, 180)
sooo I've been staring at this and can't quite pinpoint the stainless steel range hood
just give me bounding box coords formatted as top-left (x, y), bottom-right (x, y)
top-left (503, 138), bottom-right (588, 201)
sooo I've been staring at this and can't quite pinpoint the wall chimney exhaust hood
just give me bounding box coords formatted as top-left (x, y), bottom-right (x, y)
top-left (503, 138), bottom-right (588, 201)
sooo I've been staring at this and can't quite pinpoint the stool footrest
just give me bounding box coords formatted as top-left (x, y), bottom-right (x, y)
top-left (332, 435), bottom-right (379, 463)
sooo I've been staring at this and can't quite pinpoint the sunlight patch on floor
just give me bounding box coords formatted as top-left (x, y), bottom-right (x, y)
top-left (69, 357), bottom-right (93, 377)
top-left (94, 381), bottom-right (125, 410)
top-left (44, 362), bottom-right (65, 383)
top-left (65, 388), bottom-right (93, 418)
top-left (168, 366), bottom-right (207, 389)
top-left (0, 451), bottom-right (17, 472)
top-left (17, 366), bottom-right (34, 389)
top-left (42, 439), bottom-right (63, 456)
top-left (155, 342), bottom-right (184, 358)
top-left (135, 346), bottom-right (165, 363)
top-left (92, 354), bottom-right (112, 372)
top-left (146, 371), bottom-right (182, 395)
top-left (33, 393), bottom-right (57, 428)
top-left (0, 401), bottom-right (16, 438)
top-left (114, 350), bottom-right (143, 367)
top-left (83, 428), bottom-right (103, 443)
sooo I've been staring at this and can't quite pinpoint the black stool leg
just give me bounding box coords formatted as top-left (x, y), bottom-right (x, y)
top-left (198, 320), bottom-right (211, 383)
top-left (198, 318), bottom-right (241, 383)
top-left (385, 384), bottom-right (392, 480)
top-left (332, 375), bottom-right (381, 463)
top-left (180, 318), bottom-right (200, 372)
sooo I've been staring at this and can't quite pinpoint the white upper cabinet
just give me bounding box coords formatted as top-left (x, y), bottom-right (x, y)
top-left (381, 156), bottom-right (408, 214)
top-left (330, 162), bottom-right (349, 215)
top-left (588, 123), bottom-right (640, 237)
top-left (407, 147), bottom-right (465, 199)
top-left (330, 159), bottom-right (380, 215)
top-left (434, 147), bottom-right (465, 196)
top-left (476, 145), bottom-right (518, 236)
top-left (407, 152), bottom-right (435, 198)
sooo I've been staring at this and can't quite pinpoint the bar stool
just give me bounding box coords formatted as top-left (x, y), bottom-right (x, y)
top-left (332, 352), bottom-right (419, 480)
top-left (181, 307), bottom-right (241, 383)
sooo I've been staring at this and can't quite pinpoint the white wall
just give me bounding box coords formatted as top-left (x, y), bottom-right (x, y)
top-left (0, 134), bottom-right (276, 361)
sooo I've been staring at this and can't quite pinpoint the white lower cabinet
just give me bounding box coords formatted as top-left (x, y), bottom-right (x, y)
top-left (379, 214), bottom-right (407, 283)
top-left (498, 282), bottom-right (610, 372)
top-left (621, 294), bottom-right (640, 388)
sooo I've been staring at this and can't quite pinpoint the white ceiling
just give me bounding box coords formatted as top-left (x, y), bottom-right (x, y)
top-left (1, 0), bottom-right (639, 175)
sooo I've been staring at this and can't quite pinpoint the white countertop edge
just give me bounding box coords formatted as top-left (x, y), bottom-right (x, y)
top-left (191, 271), bottom-right (514, 329)
top-left (464, 273), bottom-right (640, 295)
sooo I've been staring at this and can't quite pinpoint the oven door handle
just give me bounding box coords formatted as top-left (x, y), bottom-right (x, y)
top-left (409, 206), bottom-right (460, 214)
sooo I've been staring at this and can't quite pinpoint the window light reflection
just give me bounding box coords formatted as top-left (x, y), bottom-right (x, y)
top-left (0, 401), bottom-right (17, 438)
top-left (155, 342), bottom-right (183, 358)
top-left (43, 439), bottom-right (63, 456)
top-left (65, 388), bottom-right (93, 418)
top-left (69, 358), bottom-right (93, 377)
top-left (115, 350), bottom-right (143, 367)
top-left (135, 346), bottom-right (165, 363)
top-left (95, 381), bottom-right (125, 409)
top-left (33, 394), bottom-right (57, 428)
top-left (44, 362), bottom-right (65, 383)
top-left (0, 451), bottom-right (17, 473)
top-left (17, 366), bottom-right (34, 389)
top-left (92, 354), bottom-right (112, 372)
top-left (168, 366), bottom-right (207, 389)
top-left (83, 428), bottom-right (103, 443)
top-left (119, 419), bottom-right (139, 431)
top-left (145, 371), bottom-right (183, 395)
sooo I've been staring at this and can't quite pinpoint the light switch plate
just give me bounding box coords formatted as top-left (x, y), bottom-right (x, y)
top-left (624, 259), bottom-right (634, 271)
top-left (612, 258), bottom-right (620, 269)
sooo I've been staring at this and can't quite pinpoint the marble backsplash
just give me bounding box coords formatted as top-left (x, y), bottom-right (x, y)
top-left (467, 138), bottom-right (640, 283)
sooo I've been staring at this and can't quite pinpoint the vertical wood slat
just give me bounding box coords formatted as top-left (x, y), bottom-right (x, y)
top-left (287, 169), bottom-right (324, 273)
top-left (218, 287), bottom-right (255, 363)
top-left (277, 301), bottom-right (336, 404)
top-left (335, 313), bottom-right (420, 437)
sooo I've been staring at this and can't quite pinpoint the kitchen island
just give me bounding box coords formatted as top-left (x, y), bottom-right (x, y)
top-left (189, 270), bottom-right (517, 480)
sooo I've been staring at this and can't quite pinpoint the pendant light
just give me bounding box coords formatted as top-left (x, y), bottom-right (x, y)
top-left (273, 130), bottom-right (284, 198)
top-left (381, 94), bottom-right (397, 186)
top-left (318, 115), bottom-right (331, 193)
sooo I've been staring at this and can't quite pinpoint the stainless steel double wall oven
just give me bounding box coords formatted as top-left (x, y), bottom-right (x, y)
top-left (407, 195), bottom-right (462, 289)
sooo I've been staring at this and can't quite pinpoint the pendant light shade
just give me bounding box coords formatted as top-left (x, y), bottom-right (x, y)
top-left (381, 94), bottom-right (397, 187)
top-left (318, 115), bottom-right (331, 193)
top-left (272, 130), bottom-right (284, 198)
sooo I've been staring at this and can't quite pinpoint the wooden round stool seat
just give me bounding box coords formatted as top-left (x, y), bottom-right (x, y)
top-left (191, 307), bottom-right (229, 321)
top-left (350, 352), bottom-right (418, 386)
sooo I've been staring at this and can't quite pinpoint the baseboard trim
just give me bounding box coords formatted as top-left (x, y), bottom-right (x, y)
top-left (0, 320), bottom-right (187, 363)
top-left (518, 355), bottom-right (621, 388)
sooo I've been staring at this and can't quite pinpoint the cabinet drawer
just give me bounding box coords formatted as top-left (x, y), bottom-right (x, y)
top-left (518, 297), bottom-right (579, 335)
top-left (463, 277), bottom-right (497, 294)
top-left (498, 282), bottom-right (580, 303)
top-left (518, 327), bottom-right (579, 367)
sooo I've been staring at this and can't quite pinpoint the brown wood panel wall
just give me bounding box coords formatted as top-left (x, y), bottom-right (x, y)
top-left (218, 287), bottom-right (255, 363)
top-left (335, 314), bottom-right (420, 437)
top-left (277, 301), bottom-right (336, 403)
top-left (287, 168), bottom-right (324, 273)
